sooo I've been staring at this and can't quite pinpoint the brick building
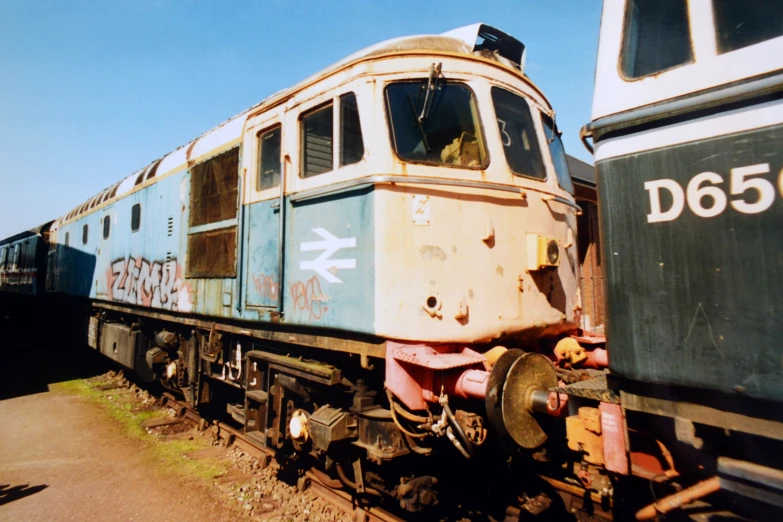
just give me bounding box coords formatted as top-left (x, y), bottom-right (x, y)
top-left (567, 155), bottom-right (604, 333)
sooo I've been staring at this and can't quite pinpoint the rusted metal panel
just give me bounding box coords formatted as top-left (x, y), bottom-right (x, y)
top-left (599, 402), bottom-right (628, 475)
top-left (372, 182), bottom-right (578, 343)
top-left (565, 407), bottom-right (604, 465)
top-left (186, 228), bottom-right (237, 278)
top-left (189, 148), bottom-right (240, 228)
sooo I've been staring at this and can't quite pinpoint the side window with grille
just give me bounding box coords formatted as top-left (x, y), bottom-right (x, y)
top-left (301, 103), bottom-right (333, 178)
top-left (300, 93), bottom-right (365, 178)
top-left (82, 224), bottom-right (89, 245)
top-left (103, 216), bottom-right (111, 239)
top-left (258, 125), bottom-right (282, 191)
top-left (187, 147), bottom-right (239, 278)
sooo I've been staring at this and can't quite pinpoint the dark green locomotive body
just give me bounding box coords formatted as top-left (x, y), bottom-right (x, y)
top-left (597, 118), bottom-right (783, 402)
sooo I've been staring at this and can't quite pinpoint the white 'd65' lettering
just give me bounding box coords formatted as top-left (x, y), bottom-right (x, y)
top-left (644, 163), bottom-right (777, 223)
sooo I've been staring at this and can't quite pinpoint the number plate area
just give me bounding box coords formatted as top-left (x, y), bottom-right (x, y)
top-left (596, 123), bottom-right (783, 401)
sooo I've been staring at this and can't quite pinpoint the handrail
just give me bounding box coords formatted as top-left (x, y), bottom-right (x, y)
top-left (587, 72), bottom-right (783, 139)
top-left (289, 175), bottom-right (527, 203)
top-left (541, 195), bottom-right (582, 215)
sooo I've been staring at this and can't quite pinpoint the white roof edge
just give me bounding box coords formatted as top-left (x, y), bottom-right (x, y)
top-left (58, 24), bottom-right (530, 224)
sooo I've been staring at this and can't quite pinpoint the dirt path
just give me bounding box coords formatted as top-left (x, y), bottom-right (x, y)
top-left (0, 388), bottom-right (246, 522)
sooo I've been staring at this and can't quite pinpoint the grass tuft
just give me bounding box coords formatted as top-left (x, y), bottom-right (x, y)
top-left (52, 378), bottom-right (228, 482)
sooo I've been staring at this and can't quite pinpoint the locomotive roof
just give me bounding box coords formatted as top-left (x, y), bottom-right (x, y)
top-left (0, 221), bottom-right (53, 247)
top-left (54, 23), bottom-right (532, 229)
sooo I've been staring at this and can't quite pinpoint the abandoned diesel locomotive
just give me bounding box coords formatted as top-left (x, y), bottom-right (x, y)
top-left (1, 23), bottom-right (600, 515)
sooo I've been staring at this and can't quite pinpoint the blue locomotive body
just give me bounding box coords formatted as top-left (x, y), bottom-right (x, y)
top-left (47, 168), bottom-right (378, 334)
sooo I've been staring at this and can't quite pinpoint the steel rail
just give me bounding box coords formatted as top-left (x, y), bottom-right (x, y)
top-left (159, 394), bottom-right (403, 522)
top-left (156, 392), bottom-right (608, 520)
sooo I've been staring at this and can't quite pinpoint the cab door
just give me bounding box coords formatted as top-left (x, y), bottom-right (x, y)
top-left (243, 116), bottom-right (284, 310)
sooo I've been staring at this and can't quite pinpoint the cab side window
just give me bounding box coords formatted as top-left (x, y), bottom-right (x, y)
top-left (300, 92), bottom-right (365, 178)
top-left (258, 125), bottom-right (282, 190)
top-left (542, 115), bottom-right (574, 195)
top-left (713, 0), bottom-right (783, 54)
top-left (301, 103), bottom-right (333, 178)
top-left (620, 0), bottom-right (692, 79)
top-left (340, 93), bottom-right (364, 166)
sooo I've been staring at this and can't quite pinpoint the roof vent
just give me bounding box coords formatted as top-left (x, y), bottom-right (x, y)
top-left (442, 23), bottom-right (526, 73)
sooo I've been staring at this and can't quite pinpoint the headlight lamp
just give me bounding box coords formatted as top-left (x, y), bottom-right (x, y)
top-left (547, 240), bottom-right (560, 265)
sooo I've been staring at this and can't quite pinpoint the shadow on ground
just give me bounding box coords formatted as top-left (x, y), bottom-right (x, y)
top-left (0, 484), bottom-right (49, 507)
top-left (0, 312), bottom-right (111, 401)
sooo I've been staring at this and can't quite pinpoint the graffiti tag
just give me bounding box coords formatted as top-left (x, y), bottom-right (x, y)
top-left (290, 275), bottom-right (330, 322)
top-left (108, 256), bottom-right (184, 311)
top-left (251, 273), bottom-right (280, 302)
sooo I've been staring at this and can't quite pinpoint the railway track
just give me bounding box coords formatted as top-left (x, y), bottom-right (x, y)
top-left (157, 392), bottom-right (405, 522)
top-left (87, 372), bottom-right (608, 521)
top-left (156, 392), bottom-right (609, 521)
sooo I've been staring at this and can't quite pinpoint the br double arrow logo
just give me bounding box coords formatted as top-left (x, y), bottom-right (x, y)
top-left (299, 228), bottom-right (357, 284)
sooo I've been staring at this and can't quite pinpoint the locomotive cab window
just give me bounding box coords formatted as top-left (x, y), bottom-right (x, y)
top-left (385, 81), bottom-right (486, 168)
top-left (542, 115), bottom-right (574, 194)
top-left (102, 215), bottom-right (110, 239)
top-left (340, 93), bottom-right (364, 166)
top-left (258, 125), bottom-right (281, 191)
top-left (131, 203), bottom-right (141, 232)
top-left (82, 224), bottom-right (89, 245)
top-left (620, 0), bottom-right (693, 79)
top-left (491, 87), bottom-right (545, 180)
top-left (301, 103), bottom-right (334, 178)
top-left (0, 247), bottom-right (6, 270)
top-left (300, 92), bottom-right (365, 178)
top-left (713, 0), bottom-right (783, 54)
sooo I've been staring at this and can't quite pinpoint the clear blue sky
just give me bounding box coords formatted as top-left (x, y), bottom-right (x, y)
top-left (0, 1), bottom-right (600, 239)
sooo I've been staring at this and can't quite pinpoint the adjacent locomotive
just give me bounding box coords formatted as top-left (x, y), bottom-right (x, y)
top-left (0, 222), bottom-right (51, 318)
top-left (579, 0), bottom-right (783, 519)
top-left (3, 24), bottom-right (591, 514)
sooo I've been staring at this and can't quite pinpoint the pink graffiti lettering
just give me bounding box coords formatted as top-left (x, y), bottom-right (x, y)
top-left (108, 256), bottom-right (181, 311)
top-left (252, 273), bottom-right (279, 302)
top-left (289, 275), bottom-right (329, 322)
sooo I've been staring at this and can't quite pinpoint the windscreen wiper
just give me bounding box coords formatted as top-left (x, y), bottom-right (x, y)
top-left (407, 94), bottom-right (430, 152)
top-left (419, 62), bottom-right (442, 122)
